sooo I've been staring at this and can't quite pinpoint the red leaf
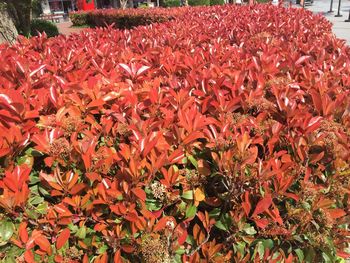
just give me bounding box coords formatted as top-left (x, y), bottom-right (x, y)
top-left (175, 222), bottom-right (188, 245)
top-left (131, 188), bottom-right (146, 201)
top-left (295, 55), bottom-right (310, 66)
top-left (252, 195), bottom-right (272, 218)
top-left (154, 216), bottom-right (175, 232)
top-left (56, 229), bottom-right (70, 250)
top-left (337, 250), bottom-right (350, 259)
top-left (19, 222), bottom-right (29, 243)
top-left (114, 250), bottom-right (123, 263)
top-left (242, 192), bottom-right (251, 216)
top-left (24, 250), bottom-right (35, 263)
top-left (254, 218), bottom-right (269, 229)
top-left (328, 209), bottom-right (346, 219)
top-left (87, 99), bottom-right (105, 109)
top-left (34, 235), bottom-right (52, 255)
top-left (121, 245), bottom-right (135, 253)
top-left (182, 131), bottom-right (203, 145)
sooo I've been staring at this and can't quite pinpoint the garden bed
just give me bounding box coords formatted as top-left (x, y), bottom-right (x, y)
top-left (0, 4), bottom-right (350, 263)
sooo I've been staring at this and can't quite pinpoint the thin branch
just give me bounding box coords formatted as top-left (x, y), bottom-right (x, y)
top-left (188, 231), bottom-right (210, 256)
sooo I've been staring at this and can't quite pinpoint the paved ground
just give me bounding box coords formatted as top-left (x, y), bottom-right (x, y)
top-left (295, 0), bottom-right (350, 44)
top-left (57, 21), bottom-right (85, 35)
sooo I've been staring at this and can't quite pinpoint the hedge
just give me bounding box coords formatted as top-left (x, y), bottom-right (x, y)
top-left (69, 8), bottom-right (180, 29)
top-left (0, 4), bottom-right (350, 263)
top-left (163, 0), bottom-right (182, 7)
top-left (188, 0), bottom-right (210, 6)
top-left (30, 19), bottom-right (59, 38)
top-left (210, 0), bottom-right (225, 5)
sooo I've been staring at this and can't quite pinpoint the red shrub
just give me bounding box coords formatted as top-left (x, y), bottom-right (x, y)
top-left (0, 4), bottom-right (350, 262)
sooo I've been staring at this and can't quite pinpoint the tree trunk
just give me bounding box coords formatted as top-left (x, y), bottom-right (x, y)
top-left (0, 3), bottom-right (18, 44)
top-left (119, 0), bottom-right (128, 9)
top-left (2, 0), bottom-right (32, 36)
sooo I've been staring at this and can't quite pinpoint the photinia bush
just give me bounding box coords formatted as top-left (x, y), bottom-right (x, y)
top-left (0, 4), bottom-right (350, 263)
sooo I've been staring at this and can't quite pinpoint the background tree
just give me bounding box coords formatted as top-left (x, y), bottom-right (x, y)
top-left (0, 2), bottom-right (18, 44)
top-left (0, 0), bottom-right (33, 36)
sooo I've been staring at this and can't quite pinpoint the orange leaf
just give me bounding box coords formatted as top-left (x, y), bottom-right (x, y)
top-left (131, 188), bottom-right (146, 201)
top-left (114, 250), bottom-right (123, 263)
top-left (83, 254), bottom-right (89, 263)
top-left (121, 244), bottom-right (135, 253)
top-left (242, 192), bottom-right (251, 216)
top-left (198, 160), bottom-right (210, 176)
top-left (56, 228), bottom-right (70, 250)
top-left (54, 255), bottom-right (64, 263)
top-left (328, 209), bottom-right (346, 219)
top-left (19, 222), bottom-right (28, 243)
top-left (194, 188), bottom-right (205, 206)
top-left (254, 218), bottom-right (269, 229)
top-left (153, 216), bottom-right (175, 232)
top-left (34, 235), bottom-right (52, 255)
top-left (24, 250), bottom-right (35, 263)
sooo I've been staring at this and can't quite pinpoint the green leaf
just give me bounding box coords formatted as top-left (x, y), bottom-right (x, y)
top-left (301, 201), bottom-right (311, 211)
top-left (304, 247), bottom-right (316, 262)
top-left (208, 208), bottom-right (221, 217)
top-left (76, 226), bottom-right (87, 239)
top-left (29, 196), bottom-right (44, 205)
top-left (215, 213), bottom-right (232, 231)
top-left (215, 220), bottom-right (228, 231)
top-left (234, 241), bottom-right (246, 256)
top-left (257, 241), bottom-right (265, 260)
top-left (295, 248), bottom-right (304, 262)
top-left (97, 244), bottom-right (108, 254)
top-left (0, 221), bottom-right (14, 245)
top-left (175, 247), bottom-right (186, 255)
top-left (36, 202), bottom-right (48, 214)
top-left (187, 155), bottom-right (198, 168)
top-left (185, 204), bottom-right (197, 218)
top-left (26, 209), bottom-right (39, 220)
top-left (261, 239), bottom-right (274, 249)
top-left (25, 148), bottom-right (44, 157)
top-left (173, 254), bottom-right (183, 263)
top-left (185, 234), bottom-right (195, 246)
top-left (17, 155), bottom-right (33, 166)
top-left (243, 224), bottom-right (257, 235)
top-left (182, 190), bottom-right (194, 200)
top-left (29, 172), bottom-right (40, 185)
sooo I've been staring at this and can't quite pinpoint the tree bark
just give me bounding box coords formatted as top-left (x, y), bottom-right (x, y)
top-left (119, 0), bottom-right (128, 9)
top-left (1, 0), bottom-right (32, 36)
top-left (0, 2), bottom-right (18, 44)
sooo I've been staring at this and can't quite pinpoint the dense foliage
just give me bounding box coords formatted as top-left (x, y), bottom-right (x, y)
top-left (163, 0), bottom-right (182, 7)
top-left (209, 0), bottom-right (225, 6)
top-left (188, 0), bottom-right (210, 6)
top-left (0, 4), bottom-right (350, 263)
top-left (69, 8), bottom-right (179, 28)
top-left (30, 20), bottom-right (59, 38)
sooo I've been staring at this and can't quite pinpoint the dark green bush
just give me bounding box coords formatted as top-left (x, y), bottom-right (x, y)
top-left (189, 0), bottom-right (210, 6)
top-left (164, 0), bottom-right (181, 7)
top-left (210, 0), bottom-right (225, 5)
top-left (30, 19), bottom-right (59, 38)
top-left (31, 0), bottom-right (43, 18)
top-left (69, 9), bottom-right (176, 29)
top-left (69, 12), bottom-right (90, 26)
